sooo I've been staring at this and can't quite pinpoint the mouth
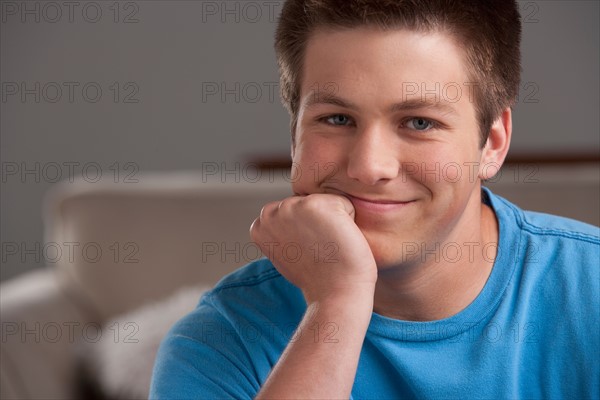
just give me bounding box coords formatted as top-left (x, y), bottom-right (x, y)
top-left (346, 194), bottom-right (415, 212)
top-left (323, 187), bottom-right (415, 213)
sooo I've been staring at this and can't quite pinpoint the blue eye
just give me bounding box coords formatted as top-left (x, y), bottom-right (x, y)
top-left (406, 117), bottom-right (434, 131)
top-left (325, 114), bottom-right (351, 126)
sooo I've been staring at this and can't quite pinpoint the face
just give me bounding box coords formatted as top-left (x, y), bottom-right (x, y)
top-left (291, 27), bottom-right (498, 269)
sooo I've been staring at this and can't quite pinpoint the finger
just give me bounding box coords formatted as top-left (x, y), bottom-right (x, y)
top-left (335, 194), bottom-right (356, 218)
top-left (249, 217), bottom-right (260, 234)
top-left (249, 217), bottom-right (263, 244)
top-left (312, 193), bottom-right (355, 219)
top-left (259, 200), bottom-right (281, 220)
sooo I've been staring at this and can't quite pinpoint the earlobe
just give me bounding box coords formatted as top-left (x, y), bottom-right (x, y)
top-left (479, 107), bottom-right (512, 180)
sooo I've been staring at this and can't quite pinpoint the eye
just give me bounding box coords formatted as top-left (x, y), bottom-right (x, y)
top-left (322, 114), bottom-right (352, 126)
top-left (405, 117), bottom-right (435, 131)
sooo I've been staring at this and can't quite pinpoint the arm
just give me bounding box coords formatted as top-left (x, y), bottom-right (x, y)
top-left (251, 193), bottom-right (378, 399)
top-left (256, 291), bottom-right (373, 399)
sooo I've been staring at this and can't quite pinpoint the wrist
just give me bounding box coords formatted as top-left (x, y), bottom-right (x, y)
top-left (304, 285), bottom-right (375, 313)
top-left (302, 294), bottom-right (373, 342)
top-left (302, 283), bottom-right (375, 304)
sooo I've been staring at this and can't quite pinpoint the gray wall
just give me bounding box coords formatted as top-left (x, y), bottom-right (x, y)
top-left (1, 0), bottom-right (599, 281)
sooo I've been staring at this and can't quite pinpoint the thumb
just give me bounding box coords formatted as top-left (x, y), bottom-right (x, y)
top-left (334, 194), bottom-right (356, 219)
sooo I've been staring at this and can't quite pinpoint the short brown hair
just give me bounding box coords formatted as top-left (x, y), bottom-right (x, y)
top-left (274, 0), bottom-right (522, 147)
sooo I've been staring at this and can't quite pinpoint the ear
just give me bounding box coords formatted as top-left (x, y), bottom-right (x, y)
top-left (479, 107), bottom-right (512, 180)
top-left (290, 123), bottom-right (298, 160)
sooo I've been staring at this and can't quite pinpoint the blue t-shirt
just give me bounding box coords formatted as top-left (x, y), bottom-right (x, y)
top-left (150, 188), bottom-right (600, 399)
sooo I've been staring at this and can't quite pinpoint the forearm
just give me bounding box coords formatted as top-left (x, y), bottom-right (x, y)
top-left (256, 292), bottom-right (373, 399)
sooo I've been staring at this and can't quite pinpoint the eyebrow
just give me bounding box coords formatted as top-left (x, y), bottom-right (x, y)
top-left (302, 91), bottom-right (459, 117)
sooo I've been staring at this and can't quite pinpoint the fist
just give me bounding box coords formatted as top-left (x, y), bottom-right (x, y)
top-left (250, 193), bottom-right (377, 304)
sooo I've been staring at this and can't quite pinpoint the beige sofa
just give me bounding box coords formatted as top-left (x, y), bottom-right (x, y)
top-left (1, 165), bottom-right (598, 399)
top-left (1, 171), bottom-right (292, 400)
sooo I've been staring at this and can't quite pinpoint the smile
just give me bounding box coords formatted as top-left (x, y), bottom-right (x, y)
top-left (345, 194), bottom-right (415, 213)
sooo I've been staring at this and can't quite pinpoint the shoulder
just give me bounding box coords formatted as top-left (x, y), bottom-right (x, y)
top-left (151, 259), bottom-right (305, 397)
top-left (485, 188), bottom-right (598, 303)
top-left (519, 209), bottom-right (599, 244)
top-left (485, 187), bottom-right (600, 246)
top-left (172, 258), bottom-right (305, 338)
top-left (209, 257), bottom-right (285, 294)
top-left (517, 210), bottom-right (599, 272)
top-left (485, 187), bottom-right (599, 287)
top-left (202, 258), bottom-right (305, 312)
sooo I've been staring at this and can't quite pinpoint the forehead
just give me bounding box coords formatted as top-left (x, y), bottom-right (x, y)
top-left (300, 27), bottom-right (472, 110)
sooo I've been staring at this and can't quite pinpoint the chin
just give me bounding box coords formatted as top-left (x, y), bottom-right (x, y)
top-left (373, 253), bottom-right (404, 269)
top-left (366, 238), bottom-right (404, 269)
top-left (360, 227), bottom-right (425, 271)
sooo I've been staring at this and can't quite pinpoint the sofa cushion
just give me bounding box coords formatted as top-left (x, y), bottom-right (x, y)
top-left (78, 285), bottom-right (210, 400)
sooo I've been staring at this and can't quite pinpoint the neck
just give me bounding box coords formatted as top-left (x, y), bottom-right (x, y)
top-left (372, 196), bottom-right (499, 322)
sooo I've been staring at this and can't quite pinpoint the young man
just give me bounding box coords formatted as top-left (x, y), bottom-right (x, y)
top-left (150, 1), bottom-right (599, 398)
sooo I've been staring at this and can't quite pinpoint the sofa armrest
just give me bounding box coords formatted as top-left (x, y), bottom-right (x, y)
top-left (0, 268), bottom-right (95, 400)
top-left (41, 172), bottom-right (292, 321)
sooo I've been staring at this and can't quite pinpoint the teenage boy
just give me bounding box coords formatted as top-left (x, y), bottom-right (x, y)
top-left (151, 1), bottom-right (599, 398)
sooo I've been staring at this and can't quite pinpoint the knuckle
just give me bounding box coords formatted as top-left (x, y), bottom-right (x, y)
top-left (299, 194), bottom-right (328, 211)
top-left (276, 196), bottom-right (300, 212)
top-left (259, 205), bottom-right (267, 219)
top-left (249, 218), bottom-right (259, 235)
top-left (259, 201), bottom-right (278, 219)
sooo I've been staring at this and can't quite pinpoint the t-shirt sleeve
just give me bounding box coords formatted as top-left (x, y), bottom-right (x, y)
top-left (149, 293), bottom-right (262, 399)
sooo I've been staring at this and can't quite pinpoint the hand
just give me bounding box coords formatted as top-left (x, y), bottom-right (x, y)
top-left (250, 193), bottom-right (377, 305)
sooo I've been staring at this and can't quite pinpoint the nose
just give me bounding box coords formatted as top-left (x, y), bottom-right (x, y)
top-left (346, 124), bottom-right (400, 185)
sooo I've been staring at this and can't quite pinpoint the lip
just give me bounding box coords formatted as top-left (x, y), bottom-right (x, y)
top-left (344, 193), bottom-right (415, 213)
top-left (321, 187), bottom-right (416, 212)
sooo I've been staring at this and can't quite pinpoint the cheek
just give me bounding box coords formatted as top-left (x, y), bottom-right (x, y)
top-left (291, 140), bottom-right (326, 194)
top-left (412, 143), bottom-right (480, 188)
top-left (291, 138), bottom-right (340, 194)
